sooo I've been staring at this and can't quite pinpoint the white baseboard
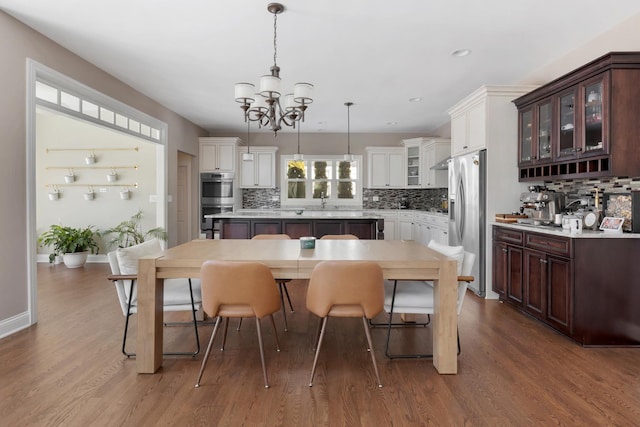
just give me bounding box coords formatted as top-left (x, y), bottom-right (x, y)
top-left (0, 311), bottom-right (31, 340)
top-left (36, 254), bottom-right (108, 264)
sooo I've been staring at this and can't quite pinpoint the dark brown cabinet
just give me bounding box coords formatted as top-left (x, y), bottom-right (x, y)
top-left (493, 226), bottom-right (573, 338)
top-left (514, 52), bottom-right (640, 181)
top-left (492, 227), bottom-right (524, 304)
top-left (492, 225), bottom-right (640, 346)
top-left (523, 249), bottom-right (573, 334)
top-left (220, 218), bottom-right (377, 240)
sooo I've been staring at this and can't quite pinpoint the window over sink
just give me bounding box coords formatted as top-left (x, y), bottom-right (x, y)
top-left (281, 155), bottom-right (362, 208)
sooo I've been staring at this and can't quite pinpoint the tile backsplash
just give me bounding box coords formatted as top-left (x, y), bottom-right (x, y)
top-left (546, 176), bottom-right (640, 205)
top-left (241, 187), bottom-right (449, 210)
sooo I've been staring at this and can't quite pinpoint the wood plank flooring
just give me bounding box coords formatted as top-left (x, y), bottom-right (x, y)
top-left (0, 263), bottom-right (638, 426)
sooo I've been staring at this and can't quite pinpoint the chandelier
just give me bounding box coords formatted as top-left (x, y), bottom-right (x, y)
top-left (234, 3), bottom-right (313, 135)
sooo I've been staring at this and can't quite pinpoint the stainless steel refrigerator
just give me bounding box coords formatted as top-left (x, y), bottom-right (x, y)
top-left (448, 150), bottom-right (486, 297)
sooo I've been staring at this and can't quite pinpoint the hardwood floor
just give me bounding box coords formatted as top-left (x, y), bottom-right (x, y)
top-left (1, 263), bottom-right (638, 426)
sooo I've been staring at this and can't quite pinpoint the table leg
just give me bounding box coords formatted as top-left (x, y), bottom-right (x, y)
top-left (432, 259), bottom-right (458, 374)
top-left (137, 257), bottom-right (164, 373)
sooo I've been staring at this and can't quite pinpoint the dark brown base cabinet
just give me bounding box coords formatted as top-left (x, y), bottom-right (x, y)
top-left (220, 218), bottom-right (378, 240)
top-left (492, 225), bottom-right (640, 346)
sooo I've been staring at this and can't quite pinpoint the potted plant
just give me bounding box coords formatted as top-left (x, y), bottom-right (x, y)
top-left (38, 224), bottom-right (99, 267)
top-left (102, 209), bottom-right (167, 249)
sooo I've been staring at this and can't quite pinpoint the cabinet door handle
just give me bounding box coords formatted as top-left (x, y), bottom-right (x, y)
top-left (463, 145), bottom-right (468, 149)
top-left (574, 147), bottom-right (583, 152)
top-left (502, 248), bottom-right (508, 253)
top-left (540, 258), bottom-right (548, 264)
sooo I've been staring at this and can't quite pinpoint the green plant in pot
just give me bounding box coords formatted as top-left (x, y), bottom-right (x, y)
top-left (102, 209), bottom-right (167, 249)
top-left (38, 224), bottom-right (99, 267)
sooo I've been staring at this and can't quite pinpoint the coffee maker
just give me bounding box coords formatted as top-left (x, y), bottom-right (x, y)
top-left (520, 186), bottom-right (565, 222)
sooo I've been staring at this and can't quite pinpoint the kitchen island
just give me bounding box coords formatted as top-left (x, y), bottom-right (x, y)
top-left (492, 223), bottom-right (640, 346)
top-left (206, 210), bottom-right (384, 240)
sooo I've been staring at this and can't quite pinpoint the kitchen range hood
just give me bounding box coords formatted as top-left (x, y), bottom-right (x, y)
top-left (431, 156), bottom-right (451, 170)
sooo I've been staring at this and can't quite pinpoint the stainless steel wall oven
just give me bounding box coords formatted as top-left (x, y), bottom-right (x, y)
top-left (200, 172), bottom-right (235, 238)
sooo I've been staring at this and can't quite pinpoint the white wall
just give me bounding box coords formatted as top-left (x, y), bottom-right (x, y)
top-left (36, 110), bottom-right (159, 256)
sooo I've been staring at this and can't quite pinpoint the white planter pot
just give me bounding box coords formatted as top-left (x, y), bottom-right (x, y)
top-left (64, 174), bottom-right (75, 183)
top-left (63, 251), bottom-right (88, 268)
top-left (106, 173), bottom-right (117, 182)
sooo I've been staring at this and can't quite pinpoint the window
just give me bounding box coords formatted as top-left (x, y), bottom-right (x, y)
top-left (35, 79), bottom-right (161, 142)
top-left (282, 155), bottom-right (362, 207)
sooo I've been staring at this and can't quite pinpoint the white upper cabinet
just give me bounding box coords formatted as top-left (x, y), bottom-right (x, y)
top-left (448, 95), bottom-right (487, 157)
top-left (447, 85), bottom-right (538, 158)
top-left (402, 137), bottom-right (450, 188)
top-left (366, 147), bottom-right (405, 188)
top-left (238, 147), bottom-right (278, 188)
top-left (199, 137), bottom-right (241, 172)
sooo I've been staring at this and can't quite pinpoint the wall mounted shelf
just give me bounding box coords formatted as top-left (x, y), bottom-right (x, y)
top-left (45, 183), bottom-right (139, 188)
top-left (46, 165), bottom-right (138, 170)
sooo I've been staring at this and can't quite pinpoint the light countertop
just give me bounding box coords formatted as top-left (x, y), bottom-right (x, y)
top-left (493, 222), bottom-right (640, 239)
top-left (206, 209), bottom-right (384, 219)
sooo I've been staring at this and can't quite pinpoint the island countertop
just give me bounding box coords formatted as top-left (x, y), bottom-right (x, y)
top-left (205, 209), bottom-right (384, 219)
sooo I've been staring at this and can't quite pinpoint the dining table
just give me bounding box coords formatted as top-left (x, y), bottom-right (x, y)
top-left (136, 238), bottom-right (459, 375)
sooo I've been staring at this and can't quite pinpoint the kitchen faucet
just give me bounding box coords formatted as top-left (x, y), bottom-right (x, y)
top-left (320, 192), bottom-right (326, 209)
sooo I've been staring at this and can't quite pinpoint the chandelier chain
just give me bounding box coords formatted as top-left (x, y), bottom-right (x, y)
top-left (273, 12), bottom-right (278, 68)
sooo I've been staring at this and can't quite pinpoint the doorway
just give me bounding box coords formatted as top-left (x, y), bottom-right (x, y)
top-left (27, 60), bottom-right (168, 325)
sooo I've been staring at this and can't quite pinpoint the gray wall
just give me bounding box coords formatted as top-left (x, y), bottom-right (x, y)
top-left (0, 11), bottom-right (206, 333)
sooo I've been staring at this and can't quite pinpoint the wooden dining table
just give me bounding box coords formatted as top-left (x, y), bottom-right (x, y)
top-left (137, 239), bottom-right (459, 375)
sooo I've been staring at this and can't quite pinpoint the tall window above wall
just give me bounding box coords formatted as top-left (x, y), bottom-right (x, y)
top-left (282, 155), bottom-right (362, 207)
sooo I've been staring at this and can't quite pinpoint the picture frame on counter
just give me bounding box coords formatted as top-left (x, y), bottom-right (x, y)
top-left (599, 216), bottom-right (624, 233)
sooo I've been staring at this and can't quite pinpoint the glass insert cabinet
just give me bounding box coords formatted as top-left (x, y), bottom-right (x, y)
top-left (518, 74), bottom-right (608, 167)
top-left (514, 52), bottom-right (640, 181)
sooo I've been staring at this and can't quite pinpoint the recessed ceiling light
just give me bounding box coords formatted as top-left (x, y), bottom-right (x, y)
top-left (409, 97), bottom-right (422, 103)
top-left (387, 121), bottom-right (398, 126)
top-left (451, 49), bottom-right (472, 57)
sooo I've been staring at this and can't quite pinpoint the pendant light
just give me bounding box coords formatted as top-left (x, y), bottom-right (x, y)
top-left (293, 122), bottom-right (303, 160)
top-left (343, 102), bottom-right (354, 161)
top-left (243, 120), bottom-right (254, 161)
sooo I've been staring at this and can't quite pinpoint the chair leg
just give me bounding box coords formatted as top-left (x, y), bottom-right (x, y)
top-left (268, 314), bottom-right (281, 352)
top-left (312, 317), bottom-right (323, 351)
top-left (255, 318), bottom-right (270, 388)
top-left (122, 312), bottom-right (135, 357)
top-left (281, 281), bottom-right (295, 313)
top-left (309, 317), bottom-right (328, 387)
top-left (195, 316), bottom-right (222, 388)
top-left (121, 280), bottom-right (136, 357)
top-left (278, 282), bottom-right (289, 332)
top-left (188, 278), bottom-right (200, 357)
top-left (221, 317), bottom-right (230, 351)
top-left (362, 317), bottom-right (383, 388)
top-left (236, 318), bottom-right (243, 331)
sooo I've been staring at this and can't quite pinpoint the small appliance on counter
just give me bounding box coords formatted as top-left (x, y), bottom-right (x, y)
top-left (398, 197), bottom-right (410, 209)
top-left (519, 186), bottom-right (565, 224)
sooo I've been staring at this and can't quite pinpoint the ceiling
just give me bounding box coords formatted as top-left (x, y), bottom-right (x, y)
top-left (3, 0), bottom-right (640, 135)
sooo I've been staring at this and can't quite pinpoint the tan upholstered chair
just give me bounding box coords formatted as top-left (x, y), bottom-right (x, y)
top-left (195, 260), bottom-right (281, 388)
top-left (306, 261), bottom-right (384, 387)
top-left (319, 234), bottom-right (359, 240)
top-left (251, 234), bottom-right (295, 331)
